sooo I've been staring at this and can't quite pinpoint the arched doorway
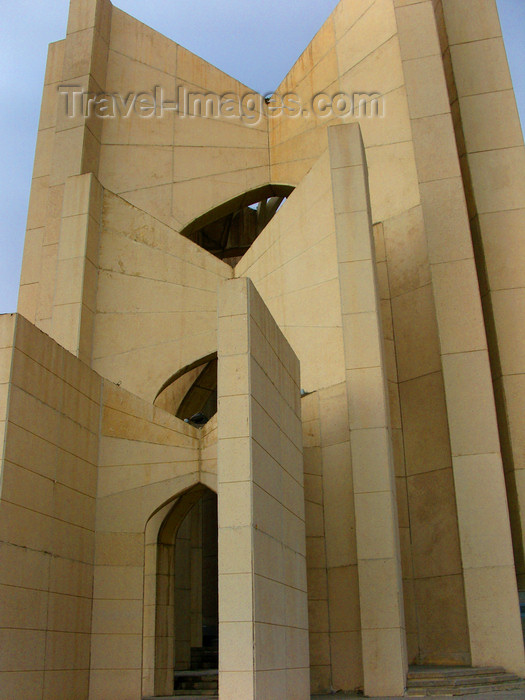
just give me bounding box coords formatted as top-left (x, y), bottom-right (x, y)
top-left (154, 485), bottom-right (218, 696)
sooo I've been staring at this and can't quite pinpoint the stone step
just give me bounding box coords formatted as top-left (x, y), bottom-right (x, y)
top-left (407, 672), bottom-right (520, 688)
top-left (175, 673), bottom-right (218, 679)
top-left (173, 669), bottom-right (218, 677)
top-left (145, 695), bottom-right (218, 699)
top-left (173, 668), bottom-right (218, 696)
top-left (171, 692), bottom-right (219, 698)
top-left (406, 665), bottom-right (525, 697)
top-left (173, 668), bottom-right (219, 681)
top-left (408, 666), bottom-right (505, 678)
top-left (406, 679), bottom-right (525, 696)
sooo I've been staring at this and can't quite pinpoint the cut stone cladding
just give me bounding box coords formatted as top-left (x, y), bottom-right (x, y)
top-left (18, 0), bottom-right (269, 337)
top-left (4, 0), bottom-right (525, 697)
top-left (92, 188), bottom-right (232, 402)
top-left (0, 314), bottom-right (98, 699)
top-left (0, 313), bottom-right (211, 698)
top-left (431, 0), bottom-right (525, 591)
top-left (217, 277), bottom-right (308, 699)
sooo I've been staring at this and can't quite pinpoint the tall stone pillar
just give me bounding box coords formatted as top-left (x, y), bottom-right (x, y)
top-left (217, 277), bottom-right (310, 699)
top-left (328, 122), bottom-right (408, 696)
top-left (394, 0), bottom-right (525, 675)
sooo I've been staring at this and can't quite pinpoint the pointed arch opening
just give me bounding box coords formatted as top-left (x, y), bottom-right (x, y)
top-left (143, 484), bottom-right (218, 697)
top-left (179, 184), bottom-right (294, 266)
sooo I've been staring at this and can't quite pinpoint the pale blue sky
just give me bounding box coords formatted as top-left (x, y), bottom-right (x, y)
top-left (0, 0), bottom-right (523, 314)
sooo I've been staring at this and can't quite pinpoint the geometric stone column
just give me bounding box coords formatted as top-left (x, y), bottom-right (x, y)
top-left (328, 123), bottom-right (408, 696)
top-left (394, 0), bottom-right (525, 676)
top-left (441, 0), bottom-right (525, 588)
top-left (217, 277), bottom-right (310, 699)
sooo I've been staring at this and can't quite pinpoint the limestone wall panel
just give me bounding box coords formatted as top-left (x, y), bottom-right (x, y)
top-left (93, 191), bottom-right (231, 403)
top-left (0, 314), bottom-right (102, 697)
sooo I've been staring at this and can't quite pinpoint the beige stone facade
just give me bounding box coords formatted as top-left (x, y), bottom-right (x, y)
top-left (1, 0), bottom-right (525, 697)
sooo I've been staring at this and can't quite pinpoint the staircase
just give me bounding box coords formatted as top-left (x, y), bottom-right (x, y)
top-left (406, 666), bottom-right (525, 696)
top-left (190, 641), bottom-right (219, 670)
top-left (172, 668), bottom-right (218, 697)
top-left (172, 641), bottom-right (218, 697)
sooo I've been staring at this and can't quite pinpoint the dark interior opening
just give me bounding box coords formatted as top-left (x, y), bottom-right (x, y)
top-left (180, 184), bottom-right (294, 266)
top-left (154, 354), bottom-right (218, 428)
